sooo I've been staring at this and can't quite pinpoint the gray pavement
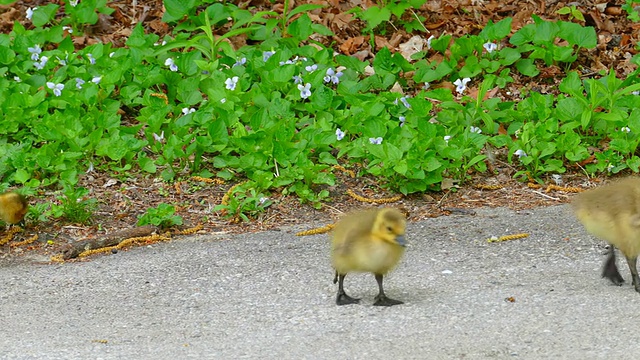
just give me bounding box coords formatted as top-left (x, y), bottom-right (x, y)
top-left (2, 205), bottom-right (640, 359)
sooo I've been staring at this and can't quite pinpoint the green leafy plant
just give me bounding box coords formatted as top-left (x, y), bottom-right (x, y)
top-left (137, 203), bottom-right (183, 228)
top-left (50, 186), bottom-right (97, 224)
top-left (556, 5), bottom-right (585, 22)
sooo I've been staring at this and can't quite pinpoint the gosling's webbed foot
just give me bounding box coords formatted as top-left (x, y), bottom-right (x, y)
top-left (602, 249), bottom-right (625, 286)
top-left (336, 293), bottom-right (360, 305)
top-left (373, 294), bottom-right (403, 306)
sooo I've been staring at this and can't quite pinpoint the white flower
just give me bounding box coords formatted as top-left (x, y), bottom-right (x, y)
top-left (305, 64), bottom-right (317, 72)
top-left (26, 7), bottom-right (36, 20)
top-left (69, 0), bottom-right (79, 6)
top-left (444, 135), bottom-right (451, 144)
top-left (633, 91), bottom-right (640, 96)
top-left (182, 107), bottom-right (196, 115)
top-left (220, 98), bottom-right (226, 103)
top-left (225, 76), bottom-right (239, 90)
top-left (336, 128), bottom-right (345, 141)
top-left (164, 57), bottom-right (178, 72)
top-left (292, 75), bottom-right (303, 84)
top-left (607, 163), bottom-right (614, 172)
top-left (14, 76), bottom-right (21, 82)
top-left (153, 131), bottom-right (165, 142)
top-left (87, 53), bottom-right (96, 65)
top-left (91, 76), bottom-right (102, 84)
top-left (56, 56), bottom-right (67, 66)
top-left (621, 126), bottom-right (631, 133)
top-left (298, 83), bottom-right (311, 99)
top-left (28, 44), bottom-right (41, 61)
top-left (86, 162), bottom-right (94, 173)
top-left (470, 126), bottom-right (482, 134)
top-left (62, 26), bottom-right (73, 34)
top-left (75, 78), bottom-right (85, 89)
top-left (454, 77), bottom-right (471, 94)
top-left (262, 51), bottom-right (275, 62)
top-left (369, 137), bottom-right (383, 145)
top-left (426, 35), bottom-right (435, 49)
top-left (109, 52), bottom-right (115, 58)
top-left (33, 56), bottom-right (48, 70)
top-left (483, 42), bottom-right (498, 53)
top-left (46, 82), bottom-right (64, 97)
top-left (259, 197), bottom-right (269, 205)
top-left (423, 82), bottom-right (430, 90)
top-left (514, 149), bottom-right (527, 158)
top-left (399, 116), bottom-right (406, 127)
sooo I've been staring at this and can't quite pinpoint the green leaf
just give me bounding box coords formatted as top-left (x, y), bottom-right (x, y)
top-left (515, 59), bottom-right (539, 77)
top-left (361, 5), bottom-right (391, 31)
top-left (0, 45), bottom-right (15, 64)
top-left (163, 0), bottom-right (196, 22)
top-left (31, 4), bottom-right (59, 27)
top-left (287, 4), bottom-right (325, 20)
top-left (138, 156), bottom-right (157, 173)
top-left (559, 21), bottom-right (597, 48)
top-left (288, 13), bottom-right (314, 40)
top-left (480, 18), bottom-right (512, 40)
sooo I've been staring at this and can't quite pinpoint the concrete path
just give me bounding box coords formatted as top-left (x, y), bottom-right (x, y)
top-left (1, 205), bottom-right (639, 359)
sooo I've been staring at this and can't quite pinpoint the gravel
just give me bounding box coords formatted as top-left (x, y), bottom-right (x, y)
top-left (2, 204), bottom-right (640, 359)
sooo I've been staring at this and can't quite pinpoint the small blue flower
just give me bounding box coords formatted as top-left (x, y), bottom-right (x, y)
top-left (225, 76), bottom-right (239, 90)
top-left (87, 53), bottom-right (96, 65)
top-left (33, 56), bottom-right (48, 70)
top-left (470, 126), bottom-right (482, 134)
top-left (14, 76), bottom-right (21, 82)
top-left (91, 76), bottom-right (102, 84)
top-left (483, 42), bottom-right (498, 53)
top-left (220, 98), bottom-right (226, 103)
top-left (514, 149), bottom-right (527, 158)
top-left (26, 7), bottom-right (36, 20)
top-left (164, 57), bottom-right (178, 72)
top-left (63, 26), bottom-right (73, 34)
top-left (444, 135), bottom-right (451, 144)
top-left (400, 96), bottom-right (411, 109)
top-left (75, 78), bottom-right (85, 89)
top-left (263, 51), bottom-right (275, 62)
top-left (323, 68), bottom-right (343, 84)
top-left (28, 44), bottom-right (41, 61)
top-left (336, 128), bottom-right (345, 141)
top-left (298, 83), bottom-right (311, 99)
top-left (233, 57), bottom-right (247, 67)
top-left (153, 131), bottom-right (165, 142)
top-left (305, 64), bottom-right (318, 72)
top-left (454, 78), bottom-right (471, 94)
top-left (369, 137), bottom-right (383, 145)
top-left (399, 116), bottom-right (406, 127)
top-left (292, 75), bottom-right (303, 84)
top-left (46, 82), bottom-right (64, 97)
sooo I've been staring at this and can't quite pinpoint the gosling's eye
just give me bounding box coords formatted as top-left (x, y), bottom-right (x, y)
top-left (386, 226), bottom-right (393, 233)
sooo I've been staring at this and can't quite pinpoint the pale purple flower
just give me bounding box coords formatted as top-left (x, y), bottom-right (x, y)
top-left (70, 0), bottom-right (78, 6)
top-left (444, 135), bottom-right (451, 144)
top-left (336, 128), bottom-right (345, 141)
top-left (400, 96), bottom-right (411, 108)
top-left (164, 57), bottom-right (178, 72)
top-left (423, 82), bottom-right (430, 90)
top-left (225, 76), bottom-right (239, 90)
top-left (153, 131), bottom-right (165, 142)
top-left (28, 44), bottom-right (41, 61)
top-left (75, 78), bottom-right (85, 89)
top-left (305, 64), bottom-right (318, 72)
top-left (220, 98), bottom-right (226, 103)
top-left (14, 76), bottom-right (21, 82)
top-left (369, 137), bottom-right (383, 145)
top-left (46, 82), bottom-right (64, 97)
top-left (62, 26), bottom-right (73, 34)
top-left (514, 149), bottom-right (527, 158)
top-left (87, 53), bottom-right (96, 65)
top-left (91, 76), bottom-right (102, 84)
top-left (483, 42), bottom-right (497, 53)
top-left (233, 57), bottom-right (247, 67)
top-left (298, 83), bottom-right (311, 99)
top-left (292, 75), bottom-right (303, 84)
top-left (323, 68), bottom-right (343, 84)
top-left (399, 116), bottom-right (406, 127)
top-left (26, 7), bottom-right (36, 20)
top-left (470, 126), bottom-right (482, 134)
top-left (454, 77), bottom-right (471, 94)
top-left (621, 127), bottom-right (631, 133)
top-left (263, 51), bottom-right (275, 62)
top-left (33, 56), bottom-right (48, 70)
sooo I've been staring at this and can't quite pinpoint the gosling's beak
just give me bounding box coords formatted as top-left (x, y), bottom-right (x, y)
top-left (395, 235), bottom-right (406, 247)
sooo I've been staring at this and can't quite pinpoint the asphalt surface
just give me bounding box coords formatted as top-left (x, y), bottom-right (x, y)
top-left (2, 204), bottom-right (640, 359)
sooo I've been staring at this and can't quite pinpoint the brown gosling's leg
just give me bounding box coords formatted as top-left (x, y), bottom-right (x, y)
top-left (602, 246), bottom-right (625, 286)
top-left (336, 273), bottom-right (360, 305)
top-left (372, 273), bottom-right (403, 306)
top-left (624, 256), bottom-right (640, 293)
